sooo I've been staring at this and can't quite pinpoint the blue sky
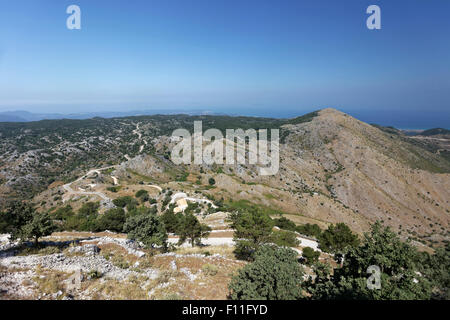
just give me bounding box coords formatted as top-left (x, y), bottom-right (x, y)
top-left (0, 0), bottom-right (449, 128)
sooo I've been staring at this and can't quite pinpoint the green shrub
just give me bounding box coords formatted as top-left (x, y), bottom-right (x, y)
top-left (296, 223), bottom-right (322, 238)
top-left (202, 264), bottom-right (219, 276)
top-left (96, 208), bottom-right (126, 232)
top-left (318, 223), bottom-right (359, 254)
top-left (113, 196), bottom-right (138, 209)
top-left (301, 247), bottom-right (320, 265)
top-left (273, 217), bottom-right (297, 232)
top-left (270, 230), bottom-right (299, 247)
top-left (229, 245), bottom-right (304, 300)
top-left (230, 210), bottom-right (273, 261)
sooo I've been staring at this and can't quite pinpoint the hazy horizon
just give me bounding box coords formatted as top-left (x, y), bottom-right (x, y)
top-left (1, 0), bottom-right (449, 129)
top-left (0, 106), bottom-right (448, 130)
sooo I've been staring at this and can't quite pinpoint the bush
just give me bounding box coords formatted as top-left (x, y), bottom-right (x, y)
top-left (135, 189), bottom-right (148, 198)
top-left (229, 245), bottom-right (304, 300)
top-left (87, 269), bottom-right (103, 279)
top-left (135, 189), bottom-right (149, 203)
top-left (78, 202), bottom-right (100, 217)
top-left (107, 186), bottom-right (121, 193)
top-left (53, 205), bottom-right (74, 220)
top-left (208, 177), bottom-right (216, 186)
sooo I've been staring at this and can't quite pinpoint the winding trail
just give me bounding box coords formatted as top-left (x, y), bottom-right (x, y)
top-left (132, 122), bottom-right (147, 154)
top-left (62, 166), bottom-right (116, 203)
top-left (147, 185), bottom-right (162, 192)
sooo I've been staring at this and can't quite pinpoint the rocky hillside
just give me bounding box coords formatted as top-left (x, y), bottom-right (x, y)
top-left (279, 109), bottom-right (449, 244)
top-left (2, 108), bottom-right (449, 246)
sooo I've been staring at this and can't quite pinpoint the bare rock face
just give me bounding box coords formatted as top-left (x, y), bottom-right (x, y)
top-left (115, 154), bottom-right (164, 178)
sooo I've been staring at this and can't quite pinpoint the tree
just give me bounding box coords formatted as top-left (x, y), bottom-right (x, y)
top-left (416, 243), bottom-right (450, 299)
top-left (22, 212), bottom-right (56, 247)
top-left (301, 247), bottom-right (320, 265)
top-left (208, 177), bottom-right (216, 186)
top-left (135, 189), bottom-right (149, 203)
top-left (0, 202), bottom-right (55, 247)
top-left (307, 221), bottom-right (432, 300)
top-left (161, 210), bottom-right (182, 233)
top-left (53, 205), bottom-right (74, 221)
top-left (319, 223), bottom-right (359, 254)
top-left (270, 230), bottom-right (299, 247)
top-left (296, 223), bottom-right (322, 239)
top-left (229, 245), bottom-right (304, 300)
top-left (123, 214), bottom-right (167, 249)
top-left (0, 201), bottom-right (34, 238)
top-left (112, 196), bottom-right (138, 210)
top-left (177, 213), bottom-right (211, 247)
top-left (78, 202), bottom-right (100, 217)
top-left (96, 208), bottom-right (126, 232)
top-left (230, 210), bottom-right (274, 260)
top-left (273, 217), bottom-right (297, 231)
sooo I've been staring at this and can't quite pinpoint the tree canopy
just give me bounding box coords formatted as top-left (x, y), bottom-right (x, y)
top-left (230, 210), bottom-right (274, 260)
top-left (229, 245), bottom-right (304, 300)
top-left (123, 213), bottom-right (167, 249)
top-left (177, 213), bottom-right (211, 247)
top-left (0, 201), bottom-right (55, 246)
top-left (319, 223), bottom-right (359, 254)
top-left (306, 221), bottom-right (432, 300)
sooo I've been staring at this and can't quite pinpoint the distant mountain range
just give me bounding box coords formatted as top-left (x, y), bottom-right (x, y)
top-left (0, 109), bottom-right (224, 123)
top-left (403, 128), bottom-right (450, 136)
top-left (1, 110), bottom-right (448, 135)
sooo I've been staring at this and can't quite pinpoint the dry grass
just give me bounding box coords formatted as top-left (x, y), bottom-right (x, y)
top-left (202, 264), bottom-right (218, 276)
top-left (144, 250), bottom-right (246, 300)
top-left (51, 231), bottom-right (127, 239)
top-left (174, 245), bottom-right (236, 259)
top-left (98, 243), bottom-right (139, 269)
top-left (89, 276), bottom-right (150, 300)
top-left (17, 245), bottom-right (62, 256)
top-left (32, 265), bottom-right (71, 299)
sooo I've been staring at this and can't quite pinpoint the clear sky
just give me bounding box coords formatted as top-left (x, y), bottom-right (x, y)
top-left (0, 0), bottom-right (449, 128)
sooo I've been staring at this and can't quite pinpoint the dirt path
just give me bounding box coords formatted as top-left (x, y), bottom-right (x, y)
top-left (132, 122), bottom-right (147, 154)
top-left (62, 166), bottom-right (116, 203)
top-left (147, 184), bottom-right (162, 192)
